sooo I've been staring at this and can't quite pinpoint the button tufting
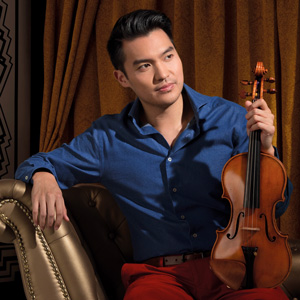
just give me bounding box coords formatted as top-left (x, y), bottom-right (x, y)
top-left (88, 200), bottom-right (96, 207)
top-left (108, 232), bottom-right (115, 240)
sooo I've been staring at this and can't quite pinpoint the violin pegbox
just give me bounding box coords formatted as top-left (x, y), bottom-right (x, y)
top-left (239, 62), bottom-right (276, 100)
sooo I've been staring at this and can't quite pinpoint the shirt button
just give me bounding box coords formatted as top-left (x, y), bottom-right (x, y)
top-left (167, 157), bottom-right (172, 162)
top-left (172, 187), bottom-right (177, 192)
top-left (181, 215), bottom-right (185, 220)
top-left (192, 233), bottom-right (198, 238)
top-left (25, 176), bottom-right (29, 180)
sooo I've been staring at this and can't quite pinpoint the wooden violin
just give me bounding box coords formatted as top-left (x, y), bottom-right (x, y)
top-left (210, 62), bottom-right (292, 290)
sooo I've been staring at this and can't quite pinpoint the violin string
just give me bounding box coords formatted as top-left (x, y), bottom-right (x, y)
top-left (249, 80), bottom-right (261, 249)
top-left (251, 129), bottom-right (256, 248)
top-left (255, 77), bottom-right (262, 249)
top-left (254, 129), bottom-right (260, 247)
top-left (246, 130), bottom-right (255, 248)
top-left (251, 76), bottom-right (261, 250)
top-left (243, 77), bottom-right (261, 253)
top-left (244, 140), bottom-right (249, 247)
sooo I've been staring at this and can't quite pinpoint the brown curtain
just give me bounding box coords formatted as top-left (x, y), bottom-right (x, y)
top-left (40, 0), bottom-right (101, 152)
top-left (41, 0), bottom-right (300, 239)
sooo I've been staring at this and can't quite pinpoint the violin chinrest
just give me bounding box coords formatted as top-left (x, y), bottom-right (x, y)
top-left (209, 259), bottom-right (246, 290)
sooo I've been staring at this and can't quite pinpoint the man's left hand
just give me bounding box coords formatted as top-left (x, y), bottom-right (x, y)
top-left (245, 98), bottom-right (275, 156)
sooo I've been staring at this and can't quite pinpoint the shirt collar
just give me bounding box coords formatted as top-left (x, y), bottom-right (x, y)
top-left (128, 98), bottom-right (158, 135)
top-left (128, 83), bottom-right (209, 132)
top-left (183, 83), bottom-right (209, 112)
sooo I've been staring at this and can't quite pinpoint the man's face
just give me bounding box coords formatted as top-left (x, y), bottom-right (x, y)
top-left (114, 29), bottom-right (184, 112)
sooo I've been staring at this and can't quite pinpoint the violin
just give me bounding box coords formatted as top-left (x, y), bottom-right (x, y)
top-left (210, 62), bottom-right (292, 290)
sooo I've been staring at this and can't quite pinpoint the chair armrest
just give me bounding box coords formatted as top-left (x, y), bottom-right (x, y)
top-left (0, 179), bottom-right (107, 300)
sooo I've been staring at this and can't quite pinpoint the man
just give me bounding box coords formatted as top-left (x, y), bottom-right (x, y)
top-left (16, 9), bottom-right (292, 300)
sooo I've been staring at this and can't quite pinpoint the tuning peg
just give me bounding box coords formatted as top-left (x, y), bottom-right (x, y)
top-left (241, 80), bottom-right (254, 85)
top-left (264, 89), bottom-right (276, 94)
top-left (240, 90), bottom-right (252, 99)
top-left (241, 77), bottom-right (275, 85)
top-left (264, 77), bottom-right (275, 83)
top-left (240, 89), bottom-right (276, 99)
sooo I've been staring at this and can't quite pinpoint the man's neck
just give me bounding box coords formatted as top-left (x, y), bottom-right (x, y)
top-left (140, 93), bottom-right (194, 147)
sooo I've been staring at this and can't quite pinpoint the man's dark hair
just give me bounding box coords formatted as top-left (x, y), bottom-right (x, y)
top-left (107, 9), bottom-right (174, 75)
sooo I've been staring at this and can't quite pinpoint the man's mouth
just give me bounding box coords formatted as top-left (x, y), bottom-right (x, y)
top-left (155, 83), bottom-right (175, 93)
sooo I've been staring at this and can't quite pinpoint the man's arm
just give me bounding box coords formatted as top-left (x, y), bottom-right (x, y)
top-left (15, 121), bottom-right (104, 230)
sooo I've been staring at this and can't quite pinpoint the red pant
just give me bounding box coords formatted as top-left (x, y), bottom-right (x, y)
top-left (121, 257), bottom-right (288, 300)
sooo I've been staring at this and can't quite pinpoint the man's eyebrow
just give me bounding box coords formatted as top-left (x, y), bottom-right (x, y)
top-left (132, 46), bottom-right (175, 66)
top-left (162, 46), bottom-right (175, 56)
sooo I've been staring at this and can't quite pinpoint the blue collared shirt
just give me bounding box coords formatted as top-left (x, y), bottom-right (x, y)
top-left (15, 84), bottom-right (292, 262)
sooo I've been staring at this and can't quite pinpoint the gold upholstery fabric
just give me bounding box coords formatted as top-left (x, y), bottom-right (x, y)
top-left (0, 180), bottom-right (106, 300)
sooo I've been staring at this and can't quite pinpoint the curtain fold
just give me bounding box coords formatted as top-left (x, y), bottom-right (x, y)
top-left (40, 0), bottom-right (100, 152)
top-left (276, 0), bottom-right (300, 235)
top-left (41, 0), bottom-right (300, 239)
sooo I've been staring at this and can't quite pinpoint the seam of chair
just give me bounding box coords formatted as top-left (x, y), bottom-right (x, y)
top-left (0, 198), bottom-right (71, 300)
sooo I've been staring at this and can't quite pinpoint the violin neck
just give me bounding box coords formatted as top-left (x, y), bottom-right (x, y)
top-left (244, 130), bottom-right (261, 208)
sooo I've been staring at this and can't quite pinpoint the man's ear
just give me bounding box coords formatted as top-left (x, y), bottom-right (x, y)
top-left (113, 70), bottom-right (130, 88)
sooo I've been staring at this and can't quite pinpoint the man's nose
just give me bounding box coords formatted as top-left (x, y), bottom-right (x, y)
top-left (154, 63), bottom-right (169, 81)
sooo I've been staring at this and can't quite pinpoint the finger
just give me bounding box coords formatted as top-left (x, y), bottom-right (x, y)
top-left (245, 100), bottom-right (253, 112)
top-left (39, 199), bottom-right (47, 230)
top-left (251, 98), bottom-right (271, 112)
top-left (246, 102), bottom-right (274, 121)
top-left (46, 196), bottom-right (56, 228)
top-left (245, 99), bottom-right (271, 115)
top-left (53, 198), bottom-right (65, 230)
top-left (63, 207), bottom-right (70, 222)
top-left (249, 120), bottom-right (275, 135)
top-left (31, 196), bottom-right (40, 227)
top-left (247, 113), bottom-right (274, 130)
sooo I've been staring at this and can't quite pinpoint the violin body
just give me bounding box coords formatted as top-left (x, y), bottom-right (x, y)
top-left (210, 152), bottom-right (292, 290)
top-left (210, 62), bottom-right (292, 290)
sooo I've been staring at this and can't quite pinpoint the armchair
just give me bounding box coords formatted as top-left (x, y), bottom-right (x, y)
top-left (0, 179), bottom-right (299, 300)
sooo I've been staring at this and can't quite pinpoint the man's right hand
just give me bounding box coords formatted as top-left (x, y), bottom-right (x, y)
top-left (31, 172), bottom-right (69, 230)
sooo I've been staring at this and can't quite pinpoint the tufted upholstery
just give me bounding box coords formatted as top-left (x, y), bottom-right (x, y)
top-left (0, 179), bottom-right (299, 299)
top-left (63, 183), bottom-right (133, 300)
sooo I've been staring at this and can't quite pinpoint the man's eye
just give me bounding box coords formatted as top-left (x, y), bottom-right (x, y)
top-left (165, 54), bottom-right (174, 60)
top-left (138, 63), bottom-right (151, 70)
